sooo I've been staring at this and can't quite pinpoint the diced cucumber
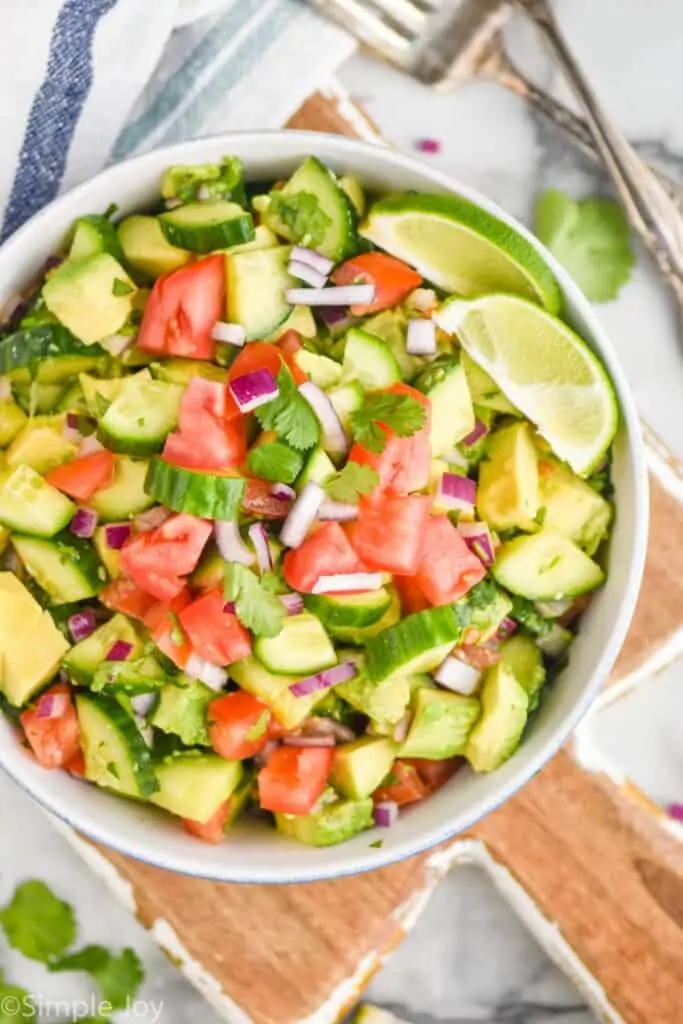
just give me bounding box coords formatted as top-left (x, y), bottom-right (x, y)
top-left (11, 533), bottom-right (104, 604)
top-left (327, 381), bottom-right (364, 435)
top-left (149, 359), bottom-right (227, 386)
top-left (151, 753), bottom-right (243, 823)
top-left (414, 355), bottom-right (475, 455)
top-left (79, 373), bottom-right (127, 416)
top-left (304, 589), bottom-right (392, 632)
top-left (499, 634), bottom-right (546, 710)
top-left (276, 796), bottom-right (373, 847)
top-left (14, 382), bottom-right (68, 415)
top-left (226, 246), bottom-right (297, 340)
top-left (295, 350), bottom-right (342, 389)
top-left (365, 604), bottom-right (470, 682)
top-left (340, 175), bottom-right (366, 217)
top-left (0, 465), bottom-right (75, 537)
top-left (6, 414), bottom-right (78, 474)
top-left (160, 201), bottom-right (254, 253)
top-left (342, 328), bottom-right (401, 390)
top-left (77, 693), bottom-right (158, 798)
top-left (0, 573), bottom-right (70, 707)
top-left (69, 214), bottom-right (124, 263)
top-left (93, 525), bottom-right (121, 579)
top-left (98, 376), bottom-right (183, 456)
top-left (91, 655), bottom-right (165, 697)
top-left (297, 447), bottom-right (336, 490)
top-left (0, 399), bottom-right (28, 447)
top-left (465, 580), bottom-right (513, 644)
top-left (144, 458), bottom-right (245, 520)
top-left (0, 324), bottom-right (108, 384)
top-left (90, 457), bottom-right (154, 520)
top-left (492, 530), bottom-right (605, 600)
top-left (322, 588), bottom-right (401, 646)
top-left (401, 687), bottom-right (480, 759)
top-left (57, 381), bottom-right (90, 416)
top-left (254, 613), bottom-right (337, 675)
top-left (43, 254), bottom-right (136, 345)
top-left (224, 224), bottom-right (279, 255)
top-left (330, 737), bottom-right (398, 800)
top-left (65, 613), bottom-right (142, 682)
top-left (363, 311), bottom-right (421, 380)
top-left (465, 663), bottom-right (528, 772)
top-left (230, 657), bottom-right (323, 729)
top-left (150, 679), bottom-right (214, 747)
top-left (117, 215), bottom-right (190, 278)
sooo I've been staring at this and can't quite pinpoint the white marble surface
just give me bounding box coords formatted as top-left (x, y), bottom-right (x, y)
top-left (3, 2), bottom-right (683, 1022)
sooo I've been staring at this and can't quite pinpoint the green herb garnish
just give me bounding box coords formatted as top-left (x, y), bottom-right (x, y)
top-left (325, 463), bottom-right (379, 504)
top-left (224, 563), bottom-right (285, 638)
top-left (255, 366), bottom-right (320, 451)
top-left (350, 392), bottom-right (426, 454)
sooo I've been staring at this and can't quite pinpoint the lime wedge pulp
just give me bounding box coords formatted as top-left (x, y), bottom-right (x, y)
top-left (435, 293), bottom-right (618, 476)
top-left (360, 194), bottom-right (562, 314)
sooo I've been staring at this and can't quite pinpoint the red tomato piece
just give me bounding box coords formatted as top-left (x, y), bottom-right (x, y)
top-left (137, 255), bottom-right (225, 360)
top-left (349, 493), bottom-right (431, 576)
top-left (145, 591), bottom-right (193, 669)
top-left (403, 757), bottom-right (464, 793)
top-left (163, 378), bottom-right (247, 472)
top-left (283, 521), bottom-right (368, 593)
top-left (100, 578), bottom-right (157, 621)
top-left (332, 252), bottom-right (422, 316)
top-left (120, 514), bottom-right (212, 600)
top-left (372, 761), bottom-right (426, 807)
top-left (20, 683), bottom-right (80, 770)
top-left (228, 339), bottom-right (307, 387)
top-left (183, 800), bottom-right (231, 843)
top-left (142, 589), bottom-right (191, 630)
top-left (258, 746), bottom-right (333, 815)
top-left (394, 575), bottom-right (431, 616)
top-left (179, 589), bottom-right (252, 667)
top-left (349, 384), bottom-right (431, 495)
top-left (65, 750), bottom-right (86, 777)
top-left (208, 691), bottom-right (273, 760)
top-left (242, 478), bottom-right (292, 520)
top-left (45, 451), bottom-right (116, 502)
top-left (415, 516), bottom-right (486, 605)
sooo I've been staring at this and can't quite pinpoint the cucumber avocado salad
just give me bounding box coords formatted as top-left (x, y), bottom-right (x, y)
top-left (0, 153), bottom-right (617, 848)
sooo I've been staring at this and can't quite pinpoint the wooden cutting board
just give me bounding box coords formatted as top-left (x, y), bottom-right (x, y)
top-left (64, 85), bottom-right (683, 1024)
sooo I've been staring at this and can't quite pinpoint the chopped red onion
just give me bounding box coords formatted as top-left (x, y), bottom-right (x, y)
top-left (434, 655), bottom-right (481, 695)
top-left (212, 321), bottom-right (246, 347)
top-left (134, 506), bottom-right (171, 532)
top-left (285, 285), bottom-right (375, 307)
top-left (392, 711), bottom-right (413, 744)
top-left (254, 739), bottom-right (279, 768)
top-left (185, 655), bottom-right (227, 691)
top-left (280, 481), bottom-right (325, 549)
top-left (312, 572), bottom-right (384, 595)
top-left (318, 306), bottom-right (353, 331)
top-left (130, 692), bottom-right (156, 717)
top-left (35, 691), bottom-right (70, 720)
top-left (282, 734), bottom-right (335, 748)
top-left (406, 318), bottom-right (436, 356)
top-left (70, 508), bottom-right (98, 539)
top-left (280, 592), bottom-right (305, 616)
top-left (229, 368), bottom-right (279, 413)
top-left (291, 246), bottom-right (335, 277)
top-left (288, 260), bottom-right (328, 289)
top-left (102, 333), bottom-right (132, 358)
top-left (669, 803), bottom-right (683, 822)
top-left (0, 377), bottom-right (11, 401)
top-left (318, 499), bottom-right (359, 523)
top-left (223, 601), bottom-right (236, 614)
top-left (298, 381), bottom-right (347, 455)
top-left (78, 434), bottom-right (104, 456)
top-left (374, 801), bottom-right (399, 828)
top-left (68, 609), bottom-right (98, 643)
top-left (496, 617), bottom-right (518, 640)
top-left (289, 660), bottom-right (358, 698)
top-left (214, 521), bottom-right (254, 566)
top-left (462, 418), bottom-right (489, 447)
top-left (271, 482), bottom-right (296, 501)
top-left (105, 523), bottom-right (132, 550)
top-left (436, 473), bottom-right (477, 515)
top-left (106, 641), bottom-right (133, 662)
top-left (248, 522), bottom-right (272, 574)
top-left (458, 521), bottom-right (495, 566)
top-left (63, 420), bottom-right (84, 445)
top-left (0, 295), bottom-right (23, 325)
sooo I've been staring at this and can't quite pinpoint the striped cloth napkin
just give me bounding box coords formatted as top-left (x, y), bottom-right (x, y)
top-left (0, 0), bottom-right (354, 243)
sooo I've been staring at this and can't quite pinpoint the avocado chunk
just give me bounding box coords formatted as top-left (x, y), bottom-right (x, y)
top-left (276, 795), bottom-right (374, 847)
top-left (0, 399), bottom-right (28, 448)
top-left (93, 526), bottom-right (121, 580)
top-left (118, 215), bottom-right (190, 279)
top-left (492, 530), bottom-right (605, 600)
top-left (151, 753), bottom-right (243, 823)
top-left (499, 634), bottom-right (546, 710)
top-left (477, 422), bottom-right (539, 531)
top-left (330, 737), bottom-right (398, 800)
top-left (465, 663), bottom-right (528, 772)
top-left (150, 679), bottom-right (214, 746)
top-left (43, 253), bottom-right (136, 345)
top-left (537, 455), bottom-right (612, 556)
top-left (464, 579), bottom-right (513, 644)
top-left (336, 659), bottom-right (410, 731)
top-left (414, 355), bottom-right (475, 455)
top-left (64, 613), bottom-right (141, 683)
top-left (401, 686), bottom-right (480, 759)
top-left (230, 657), bottom-right (323, 729)
top-left (0, 573), bottom-right (70, 706)
top-left (79, 373), bottom-right (127, 416)
top-left (6, 414), bottom-right (78, 474)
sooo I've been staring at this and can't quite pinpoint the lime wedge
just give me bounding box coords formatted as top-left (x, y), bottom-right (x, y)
top-left (360, 195), bottom-right (561, 314)
top-left (435, 294), bottom-right (618, 476)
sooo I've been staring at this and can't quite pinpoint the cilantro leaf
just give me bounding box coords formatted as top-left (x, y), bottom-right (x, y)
top-left (260, 569), bottom-right (288, 595)
top-left (0, 971), bottom-right (34, 1023)
top-left (112, 278), bottom-right (134, 297)
top-left (0, 881), bottom-right (76, 963)
top-left (255, 367), bottom-right (320, 451)
top-left (325, 463), bottom-right (379, 504)
top-left (269, 190), bottom-right (331, 248)
top-left (350, 393), bottom-right (427, 454)
top-left (51, 945), bottom-right (144, 1010)
top-left (247, 442), bottom-right (303, 484)
top-left (534, 189), bottom-right (634, 302)
top-left (224, 563), bottom-right (284, 638)
top-left (245, 710), bottom-right (270, 743)
top-left (509, 595), bottom-right (552, 637)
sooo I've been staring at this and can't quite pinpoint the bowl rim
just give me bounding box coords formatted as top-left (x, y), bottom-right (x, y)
top-left (0, 129), bottom-right (649, 883)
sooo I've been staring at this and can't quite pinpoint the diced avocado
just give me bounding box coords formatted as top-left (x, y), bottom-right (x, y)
top-left (0, 573), bottom-right (70, 706)
top-left (465, 663), bottom-right (528, 772)
top-left (336, 653), bottom-right (410, 730)
top-left (537, 455), bottom-right (612, 556)
top-left (276, 795), bottom-right (373, 847)
top-left (464, 579), bottom-right (513, 644)
top-left (224, 768), bottom-right (256, 828)
top-left (0, 465), bottom-right (75, 538)
top-left (93, 525), bottom-right (121, 579)
top-left (90, 457), bottom-right (154, 520)
top-left (325, 588), bottom-right (401, 646)
top-left (230, 657), bottom-right (322, 729)
top-left (477, 422), bottom-right (539, 531)
top-left (297, 446), bottom-right (336, 490)
top-left (64, 613), bottom-right (142, 683)
top-left (190, 545), bottom-right (224, 591)
top-left (43, 253), bottom-right (136, 345)
top-left (149, 360), bottom-right (227, 386)
top-left (0, 399), bottom-right (28, 447)
top-left (117, 215), bottom-right (190, 279)
top-left (414, 355), bottom-right (475, 455)
top-left (151, 753), bottom-right (243, 823)
top-left (492, 530), bottom-right (605, 600)
top-left (330, 737), bottom-right (398, 799)
top-left (537, 623), bottom-right (573, 659)
top-left (5, 414), bottom-right (78, 474)
top-left (462, 352), bottom-right (520, 415)
top-left (363, 310), bottom-right (421, 380)
top-left (295, 350), bottom-right (342, 389)
top-left (342, 327), bottom-right (402, 390)
top-left (499, 634), bottom-right (546, 710)
top-left (150, 679), bottom-right (214, 746)
top-left (401, 686), bottom-right (480, 759)
top-left (265, 305), bottom-right (317, 341)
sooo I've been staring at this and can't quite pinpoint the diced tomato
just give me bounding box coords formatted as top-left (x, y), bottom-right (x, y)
top-left (394, 575), bottom-right (431, 616)
top-left (144, 591), bottom-right (193, 669)
top-left (372, 760), bottom-right (426, 807)
top-left (45, 451), bottom-right (116, 502)
top-left (228, 339), bottom-right (307, 388)
top-left (258, 746), bottom-right (333, 815)
top-left (182, 800), bottom-right (231, 844)
top-left (349, 384), bottom-right (431, 495)
top-left (163, 378), bottom-right (247, 472)
top-left (179, 589), bottom-right (252, 667)
top-left (277, 330), bottom-right (303, 358)
top-left (208, 691), bottom-right (273, 760)
top-left (283, 521), bottom-right (368, 593)
top-left (142, 589), bottom-right (191, 630)
top-left (404, 757), bottom-right (463, 793)
top-left (415, 516), bottom-right (486, 605)
top-left (65, 750), bottom-right (86, 777)
top-left (20, 683), bottom-right (81, 770)
top-left (332, 252), bottom-right (422, 316)
top-left (349, 493), bottom-right (431, 576)
top-left (454, 644), bottom-right (500, 670)
top-left (137, 255), bottom-right (225, 361)
top-left (100, 578), bottom-right (157, 621)
top-left (242, 478), bottom-right (292, 520)
top-left (120, 514), bottom-right (212, 600)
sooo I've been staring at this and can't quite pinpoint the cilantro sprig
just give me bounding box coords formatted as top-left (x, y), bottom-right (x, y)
top-left (325, 463), bottom-right (379, 504)
top-left (350, 392), bottom-right (427, 454)
top-left (50, 946), bottom-right (144, 1010)
top-left (268, 190), bottom-right (331, 248)
top-left (255, 366), bottom-right (320, 451)
top-left (224, 563), bottom-right (285, 638)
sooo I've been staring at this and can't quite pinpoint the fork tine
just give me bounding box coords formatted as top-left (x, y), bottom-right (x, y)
top-left (308, 0), bottom-right (416, 51)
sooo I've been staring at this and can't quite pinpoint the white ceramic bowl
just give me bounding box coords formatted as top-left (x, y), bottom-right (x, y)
top-left (0, 132), bottom-right (648, 882)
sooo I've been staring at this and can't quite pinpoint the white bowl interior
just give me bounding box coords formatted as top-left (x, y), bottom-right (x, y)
top-left (0, 133), bottom-right (648, 882)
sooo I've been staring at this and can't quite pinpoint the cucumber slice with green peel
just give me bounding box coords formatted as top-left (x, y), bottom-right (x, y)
top-left (117, 215), bottom-right (190, 278)
top-left (326, 381), bottom-right (364, 435)
top-left (413, 355), bottom-right (475, 455)
top-left (151, 753), bottom-right (243, 823)
top-left (230, 657), bottom-right (323, 729)
top-left (276, 796), bottom-right (374, 847)
top-left (144, 458), bottom-right (246, 520)
top-left (14, 382), bottom-right (68, 415)
top-left (304, 589), bottom-right (392, 632)
top-left (362, 310), bottom-right (421, 381)
top-left (294, 350), bottom-right (342, 389)
top-left (0, 465), bottom-right (75, 537)
top-left (464, 663), bottom-right (528, 772)
top-left (79, 373), bottom-right (128, 417)
top-left (322, 588), bottom-right (401, 646)
top-left (226, 246), bottom-right (297, 340)
top-left (264, 304), bottom-right (317, 342)
top-left (77, 693), bottom-right (158, 798)
top-left (65, 613), bottom-right (142, 682)
top-left (342, 328), bottom-right (402, 390)
top-left (90, 457), bottom-right (154, 521)
top-left (492, 530), bottom-right (605, 600)
top-left (91, 656), bottom-right (166, 697)
top-left (254, 613), bottom-right (337, 675)
top-left (98, 376), bottom-right (183, 456)
top-left (401, 687), bottom-right (480, 760)
top-left (43, 253), bottom-right (136, 345)
top-left (160, 201), bottom-right (254, 253)
top-left (12, 532), bottom-right (104, 604)
top-left (69, 214), bottom-right (125, 263)
top-left (365, 604), bottom-right (470, 682)
top-left (297, 447), bottom-right (336, 490)
top-left (0, 399), bottom-right (28, 448)
top-left (0, 325), bottom-right (108, 384)
top-left (149, 359), bottom-right (227, 386)
top-left (57, 381), bottom-right (90, 416)
top-left (6, 414), bottom-right (78, 474)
